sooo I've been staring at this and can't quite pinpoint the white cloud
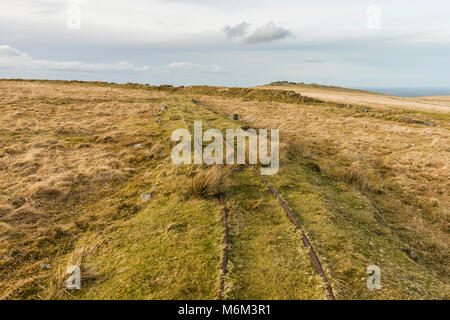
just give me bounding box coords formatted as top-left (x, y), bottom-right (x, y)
top-left (0, 45), bottom-right (29, 58)
top-left (166, 62), bottom-right (221, 72)
top-left (0, 45), bottom-right (150, 72)
top-left (223, 21), bottom-right (250, 38)
top-left (246, 22), bottom-right (293, 44)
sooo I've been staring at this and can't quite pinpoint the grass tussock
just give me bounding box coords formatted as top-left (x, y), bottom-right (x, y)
top-left (180, 166), bottom-right (230, 199)
top-left (343, 162), bottom-right (372, 191)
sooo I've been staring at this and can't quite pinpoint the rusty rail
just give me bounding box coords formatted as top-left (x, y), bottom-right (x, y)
top-left (218, 194), bottom-right (229, 300)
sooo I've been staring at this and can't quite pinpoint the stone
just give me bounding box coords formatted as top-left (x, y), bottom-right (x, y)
top-left (155, 119), bottom-right (162, 124)
top-left (408, 251), bottom-right (419, 262)
top-left (231, 114), bottom-right (238, 121)
top-left (40, 262), bottom-right (51, 269)
top-left (160, 104), bottom-right (168, 111)
top-left (141, 192), bottom-right (152, 202)
top-left (404, 249), bottom-right (419, 262)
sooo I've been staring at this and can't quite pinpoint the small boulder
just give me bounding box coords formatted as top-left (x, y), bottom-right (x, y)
top-left (408, 251), bottom-right (419, 262)
top-left (404, 249), bottom-right (419, 262)
top-left (140, 192), bottom-right (152, 202)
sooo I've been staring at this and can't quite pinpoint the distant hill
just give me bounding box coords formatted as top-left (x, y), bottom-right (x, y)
top-left (264, 81), bottom-right (376, 94)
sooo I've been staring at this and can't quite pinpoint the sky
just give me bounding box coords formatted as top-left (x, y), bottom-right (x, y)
top-left (0, 0), bottom-right (449, 88)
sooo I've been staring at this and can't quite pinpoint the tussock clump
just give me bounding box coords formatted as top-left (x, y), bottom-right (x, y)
top-left (46, 245), bottom-right (101, 295)
top-left (181, 167), bottom-right (229, 199)
top-left (54, 126), bottom-right (75, 135)
top-left (77, 143), bottom-right (91, 149)
top-left (0, 221), bottom-right (12, 233)
top-left (281, 138), bottom-right (312, 160)
top-left (87, 166), bottom-right (125, 183)
top-left (150, 142), bottom-right (165, 159)
top-left (46, 143), bottom-right (66, 151)
top-left (4, 147), bottom-right (21, 155)
top-left (344, 162), bottom-right (371, 191)
top-left (29, 184), bottom-right (63, 201)
top-left (50, 172), bottom-right (77, 189)
top-left (105, 159), bottom-right (123, 170)
top-left (0, 204), bottom-right (14, 217)
top-left (0, 161), bottom-right (8, 171)
top-left (304, 160), bottom-right (321, 173)
top-left (31, 138), bottom-right (58, 149)
top-left (6, 204), bottom-right (43, 226)
top-left (95, 135), bottom-right (115, 144)
top-left (166, 222), bottom-right (187, 233)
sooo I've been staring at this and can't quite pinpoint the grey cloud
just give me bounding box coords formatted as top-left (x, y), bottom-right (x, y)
top-left (305, 59), bottom-right (321, 63)
top-left (246, 22), bottom-right (293, 44)
top-left (0, 45), bottom-right (150, 72)
top-left (223, 21), bottom-right (250, 38)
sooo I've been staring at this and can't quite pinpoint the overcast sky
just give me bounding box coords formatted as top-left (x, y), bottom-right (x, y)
top-left (1, 0), bottom-right (449, 87)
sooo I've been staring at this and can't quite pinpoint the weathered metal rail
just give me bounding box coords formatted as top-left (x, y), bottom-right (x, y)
top-left (218, 194), bottom-right (229, 300)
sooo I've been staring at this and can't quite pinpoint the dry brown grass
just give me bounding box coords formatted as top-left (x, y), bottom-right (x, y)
top-left (0, 80), bottom-right (168, 298)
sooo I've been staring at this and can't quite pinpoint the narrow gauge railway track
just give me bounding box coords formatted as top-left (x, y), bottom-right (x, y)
top-left (183, 101), bottom-right (336, 300)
